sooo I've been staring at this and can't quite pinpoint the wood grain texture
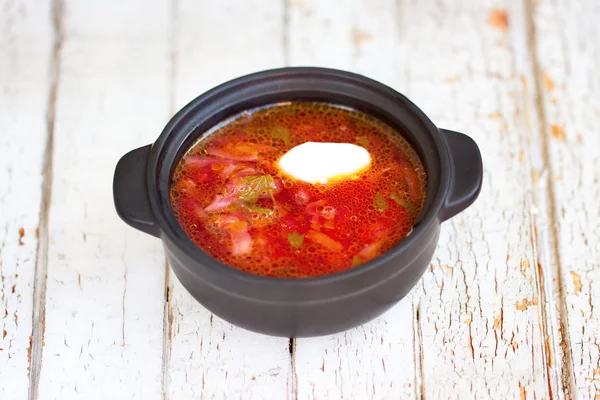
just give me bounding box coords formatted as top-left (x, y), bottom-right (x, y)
top-left (0, 1), bottom-right (52, 399)
top-left (164, 1), bottom-right (293, 399)
top-left (406, 1), bottom-right (550, 398)
top-left (290, 0), bottom-right (552, 399)
top-left (532, 0), bottom-right (600, 397)
top-left (36, 1), bottom-right (170, 399)
top-left (288, 1), bottom-right (420, 399)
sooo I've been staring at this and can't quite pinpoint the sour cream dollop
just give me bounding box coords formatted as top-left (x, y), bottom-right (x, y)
top-left (277, 142), bottom-right (371, 184)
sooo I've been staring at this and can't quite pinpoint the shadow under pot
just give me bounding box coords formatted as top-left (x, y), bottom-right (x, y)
top-left (113, 67), bottom-right (483, 338)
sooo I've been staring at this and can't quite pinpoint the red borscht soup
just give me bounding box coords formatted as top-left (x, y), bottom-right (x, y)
top-left (170, 102), bottom-right (427, 278)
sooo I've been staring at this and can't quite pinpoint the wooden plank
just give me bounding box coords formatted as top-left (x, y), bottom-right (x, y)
top-left (0, 0), bottom-right (52, 398)
top-left (288, 1), bottom-right (420, 399)
top-left (531, 0), bottom-right (600, 397)
top-left (290, 0), bottom-right (552, 398)
top-left (164, 1), bottom-right (292, 399)
top-left (36, 1), bottom-right (170, 399)
top-left (404, 1), bottom-right (551, 398)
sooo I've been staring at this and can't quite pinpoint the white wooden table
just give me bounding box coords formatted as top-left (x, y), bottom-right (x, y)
top-left (1, 0), bottom-right (599, 398)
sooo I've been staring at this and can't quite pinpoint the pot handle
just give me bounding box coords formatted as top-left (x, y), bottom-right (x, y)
top-left (113, 145), bottom-right (161, 238)
top-left (439, 129), bottom-right (483, 222)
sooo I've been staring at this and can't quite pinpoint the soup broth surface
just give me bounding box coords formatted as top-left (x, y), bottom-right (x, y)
top-left (170, 102), bottom-right (427, 278)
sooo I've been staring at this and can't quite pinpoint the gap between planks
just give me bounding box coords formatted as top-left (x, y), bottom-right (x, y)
top-left (523, 0), bottom-right (574, 396)
top-left (161, 260), bottom-right (172, 400)
top-left (28, 0), bottom-right (64, 399)
top-left (413, 299), bottom-right (425, 400)
top-left (289, 338), bottom-right (297, 400)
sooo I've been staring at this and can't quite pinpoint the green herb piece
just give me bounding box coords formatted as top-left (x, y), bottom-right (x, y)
top-left (245, 205), bottom-right (274, 216)
top-left (390, 193), bottom-right (415, 214)
top-left (373, 192), bottom-right (389, 212)
top-left (357, 136), bottom-right (369, 148)
top-left (288, 232), bottom-right (305, 249)
top-left (389, 192), bottom-right (404, 206)
top-left (352, 256), bottom-right (362, 267)
top-left (238, 174), bottom-right (277, 203)
top-left (272, 126), bottom-right (291, 145)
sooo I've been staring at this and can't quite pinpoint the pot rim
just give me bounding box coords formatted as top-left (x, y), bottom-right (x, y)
top-left (147, 66), bottom-right (450, 286)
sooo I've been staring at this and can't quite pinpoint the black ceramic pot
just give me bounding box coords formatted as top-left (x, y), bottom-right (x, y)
top-left (113, 67), bottom-right (482, 338)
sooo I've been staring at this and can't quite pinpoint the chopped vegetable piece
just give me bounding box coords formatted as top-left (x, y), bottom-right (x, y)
top-left (238, 175), bottom-right (278, 203)
top-left (220, 163), bottom-right (238, 178)
top-left (178, 178), bottom-right (197, 193)
top-left (357, 136), bottom-right (369, 148)
top-left (373, 192), bottom-right (389, 212)
top-left (194, 204), bottom-right (205, 219)
top-left (235, 142), bottom-right (274, 154)
top-left (231, 230), bottom-right (252, 255)
top-left (288, 232), bottom-right (305, 249)
top-left (306, 230), bottom-right (344, 252)
top-left (390, 192), bottom-right (415, 214)
top-left (389, 192), bottom-right (402, 205)
top-left (235, 167), bottom-right (260, 179)
top-left (322, 220), bottom-right (335, 229)
top-left (245, 205), bottom-right (274, 216)
top-left (213, 215), bottom-right (253, 255)
top-left (206, 141), bottom-right (274, 160)
top-left (272, 126), bottom-right (291, 145)
top-left (207, 147), bottom-right (258, 161)
top-left (184, 155), bottom-right (220, 168)
top-left (352, 256), bottom-right (362, 267)
top-left (404, 173), bottom-right (416, 193)
top-left (358, 241), bottom-right (383, 260)
top-left (205, 194), bottom-right (236, 212)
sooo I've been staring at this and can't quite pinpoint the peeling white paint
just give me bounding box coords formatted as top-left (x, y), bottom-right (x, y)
top-left (0, 1), bottom-right (52, 399)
